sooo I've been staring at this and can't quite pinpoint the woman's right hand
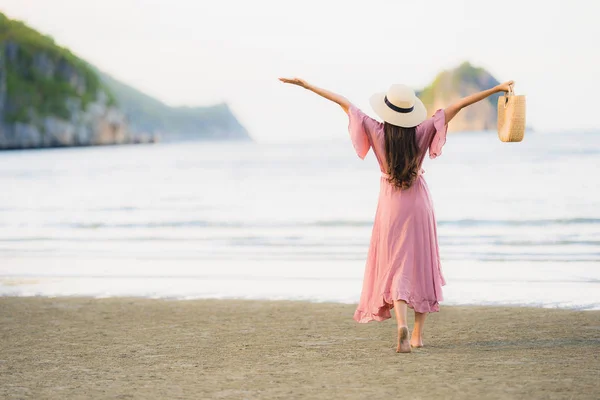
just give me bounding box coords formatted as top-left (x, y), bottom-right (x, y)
top-left (496, 80), bottom-right (515, 93)
top-left (278, 77), bottom-right (351, 113)
top-left (279, 77), bottom-right (309, 88)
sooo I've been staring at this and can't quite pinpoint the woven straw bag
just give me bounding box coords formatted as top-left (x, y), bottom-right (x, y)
top-left (497, 85), bottom-right (526, 142)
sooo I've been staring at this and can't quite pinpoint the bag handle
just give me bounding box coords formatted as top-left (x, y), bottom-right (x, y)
top-left (503, 83), bottom-right (515, 109)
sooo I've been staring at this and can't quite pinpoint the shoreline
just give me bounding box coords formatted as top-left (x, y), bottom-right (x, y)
top-left (2, 258), bottom-right (598, 312)
top-left (1, 297), bottom-right (599, 399)
top-left (1, 290), bottom-right (599, 312)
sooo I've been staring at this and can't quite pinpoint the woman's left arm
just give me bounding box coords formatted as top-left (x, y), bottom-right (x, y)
top-left (279, 77), bottom-right (352, 114)
top-left (444, 80), bottom-right (514, 123)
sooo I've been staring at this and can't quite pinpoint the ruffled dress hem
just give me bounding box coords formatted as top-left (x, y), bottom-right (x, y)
top-left (353, 290), bottom-right (443, 324)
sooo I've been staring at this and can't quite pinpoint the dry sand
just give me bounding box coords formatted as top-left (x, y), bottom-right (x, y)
top-left (1, 297), bottom-right (599, 399)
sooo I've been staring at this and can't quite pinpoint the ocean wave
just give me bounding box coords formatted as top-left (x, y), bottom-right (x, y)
top-left (0, 247), bottom-right (597, 262)
top-left (2, 236), bottom-right (599, 248)
top-left (437, 218), bottom-right (600, 227)
top-left (55, 217), bottom-right (600, 230)
top-left (59, 220), bottom-right (371, 229)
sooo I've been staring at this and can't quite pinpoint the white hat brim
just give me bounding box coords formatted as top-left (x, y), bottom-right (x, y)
top-left (369, 92), bottom-right (427, 128)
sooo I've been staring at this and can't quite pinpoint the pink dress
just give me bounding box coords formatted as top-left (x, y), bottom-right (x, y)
top-left (348, 104), bottom-right (448, 323)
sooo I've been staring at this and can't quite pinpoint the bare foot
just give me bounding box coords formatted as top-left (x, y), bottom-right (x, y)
top-left (410, 337), bottom-right (424, 348)
top-left (396, 326), bottom-right (411, 353)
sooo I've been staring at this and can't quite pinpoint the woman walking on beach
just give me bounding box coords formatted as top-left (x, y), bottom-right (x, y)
top-left (280, 77), bottom-right (514, 353)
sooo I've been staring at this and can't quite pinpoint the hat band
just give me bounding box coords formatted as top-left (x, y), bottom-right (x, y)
top-left (384, 96), bottom-right (414, 114)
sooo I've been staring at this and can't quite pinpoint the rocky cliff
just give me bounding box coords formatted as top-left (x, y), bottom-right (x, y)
top-left (0, 12), bottom-right (249, 150)
top-left (417, 62), bottom-right (501, 133)
top-left (0, 13), bottom-right (133, 149)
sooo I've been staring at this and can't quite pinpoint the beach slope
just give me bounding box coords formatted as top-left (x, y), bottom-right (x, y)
top-left (1, 298), bottom-right (599, 399)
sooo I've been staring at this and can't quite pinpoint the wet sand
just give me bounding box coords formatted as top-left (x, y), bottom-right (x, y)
top-left (1, 297), bottom-right (599, 399)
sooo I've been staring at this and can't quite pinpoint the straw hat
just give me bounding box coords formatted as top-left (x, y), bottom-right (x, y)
top-left (369, 84), bottom-right (427, 128)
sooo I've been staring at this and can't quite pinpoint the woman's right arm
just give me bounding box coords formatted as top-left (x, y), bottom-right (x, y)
top-left (279, 77), bottom-right (352, 114)
top-left (444, 80), bottom-right (514, 123)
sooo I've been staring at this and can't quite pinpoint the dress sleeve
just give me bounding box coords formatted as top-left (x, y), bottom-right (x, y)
top-left (428, 109), bottom-right (448, 159)
top-left (347, 104), bottom-right (379, 160)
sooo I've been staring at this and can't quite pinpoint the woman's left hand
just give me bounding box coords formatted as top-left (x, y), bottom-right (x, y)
top-left (496, 80), bottom-right (515, 93)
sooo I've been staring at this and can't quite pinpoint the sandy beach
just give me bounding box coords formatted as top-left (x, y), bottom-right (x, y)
top-left (0, 298), bottom-right (599, 399)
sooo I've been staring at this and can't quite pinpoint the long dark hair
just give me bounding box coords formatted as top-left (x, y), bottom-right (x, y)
top-left (383, 122), bottom-right (420, 190)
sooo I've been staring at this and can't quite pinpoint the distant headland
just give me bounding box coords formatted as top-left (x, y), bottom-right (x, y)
top-left (0, 12), bottom-right (250, 150)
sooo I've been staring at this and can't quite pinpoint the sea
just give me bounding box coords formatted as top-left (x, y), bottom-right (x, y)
top-left (1, 131), bottom-right (599, 310)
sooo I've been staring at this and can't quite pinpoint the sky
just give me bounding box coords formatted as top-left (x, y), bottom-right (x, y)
top-left (1, 0), bottom-right (599, 142)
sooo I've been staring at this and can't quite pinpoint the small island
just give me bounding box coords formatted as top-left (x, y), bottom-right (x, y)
top-left (418, 62), bottom-right (503, 133)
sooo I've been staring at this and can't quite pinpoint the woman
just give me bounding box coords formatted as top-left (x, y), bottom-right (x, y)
top-left (280, 77), bottom-right (514, 353)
